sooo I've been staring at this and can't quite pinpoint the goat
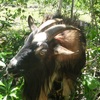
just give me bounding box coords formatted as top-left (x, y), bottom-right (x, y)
top-left (7, 15), bottom-right (86, 100)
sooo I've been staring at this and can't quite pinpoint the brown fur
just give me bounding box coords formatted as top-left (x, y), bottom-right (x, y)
top-left (42, 14), bottom-right (86, 99)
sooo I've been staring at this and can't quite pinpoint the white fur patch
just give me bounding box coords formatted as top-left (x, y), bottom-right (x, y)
top-left (33, 32), bottom-right (47, 43)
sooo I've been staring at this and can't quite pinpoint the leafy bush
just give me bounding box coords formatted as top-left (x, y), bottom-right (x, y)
top-left (0, 0), bottom-right (100, 100)
top-left (0, 79), bottom-right (23, 100)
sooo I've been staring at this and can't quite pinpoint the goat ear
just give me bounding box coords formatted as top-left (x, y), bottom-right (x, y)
top-left (28, 15), bottom-right (37, 31)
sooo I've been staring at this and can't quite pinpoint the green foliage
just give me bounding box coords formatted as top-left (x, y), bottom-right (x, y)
top-left (0, 79), bottom-right (23, 100)
top-left (0, 0), bottom-right (100, 100)
top-left (0, 1), bottom-right (28, 100)
top-left (82, 75), bottom-right (100, 99)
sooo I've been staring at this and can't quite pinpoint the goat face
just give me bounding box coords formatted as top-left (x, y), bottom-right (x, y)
top-left (8, 16), bottom-right (50, 77)
top-left (8, 16), bottom-right (79, 77)
top-left (8, 30), bottom-right (47, 77)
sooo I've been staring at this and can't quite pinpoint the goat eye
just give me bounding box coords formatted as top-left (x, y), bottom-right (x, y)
top-left (40, 49), bottom-right (47, 56)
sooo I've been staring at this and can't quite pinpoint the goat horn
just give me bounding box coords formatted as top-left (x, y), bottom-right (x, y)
top-left (32, 24), bottom-right (80, 44)
top-left (45, 24), bottom-right (80, 41)
top-left (38, 18), bottom-right (63, 33)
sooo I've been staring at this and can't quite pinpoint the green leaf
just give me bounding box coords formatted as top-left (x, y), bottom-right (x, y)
top-left (0, 81), bottom-right (5, 87)
top-left (3, 95), bottom-right (7, 100)
top-left (87, 78), bottom-right (100, 90)
top-left (0, 86), bottom-right (6, 92)
top-left (83, 75), bottom-right (100, 90)
top-left (0, 94), bottom-right (3, 99)
top-left (11, 87), bottom-right (19, 93)
top-left (10, 93), bottom-right (18, 98)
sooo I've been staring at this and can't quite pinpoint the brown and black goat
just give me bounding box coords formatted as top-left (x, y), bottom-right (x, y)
top-left (7, 15), bottom-right (86, 100)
